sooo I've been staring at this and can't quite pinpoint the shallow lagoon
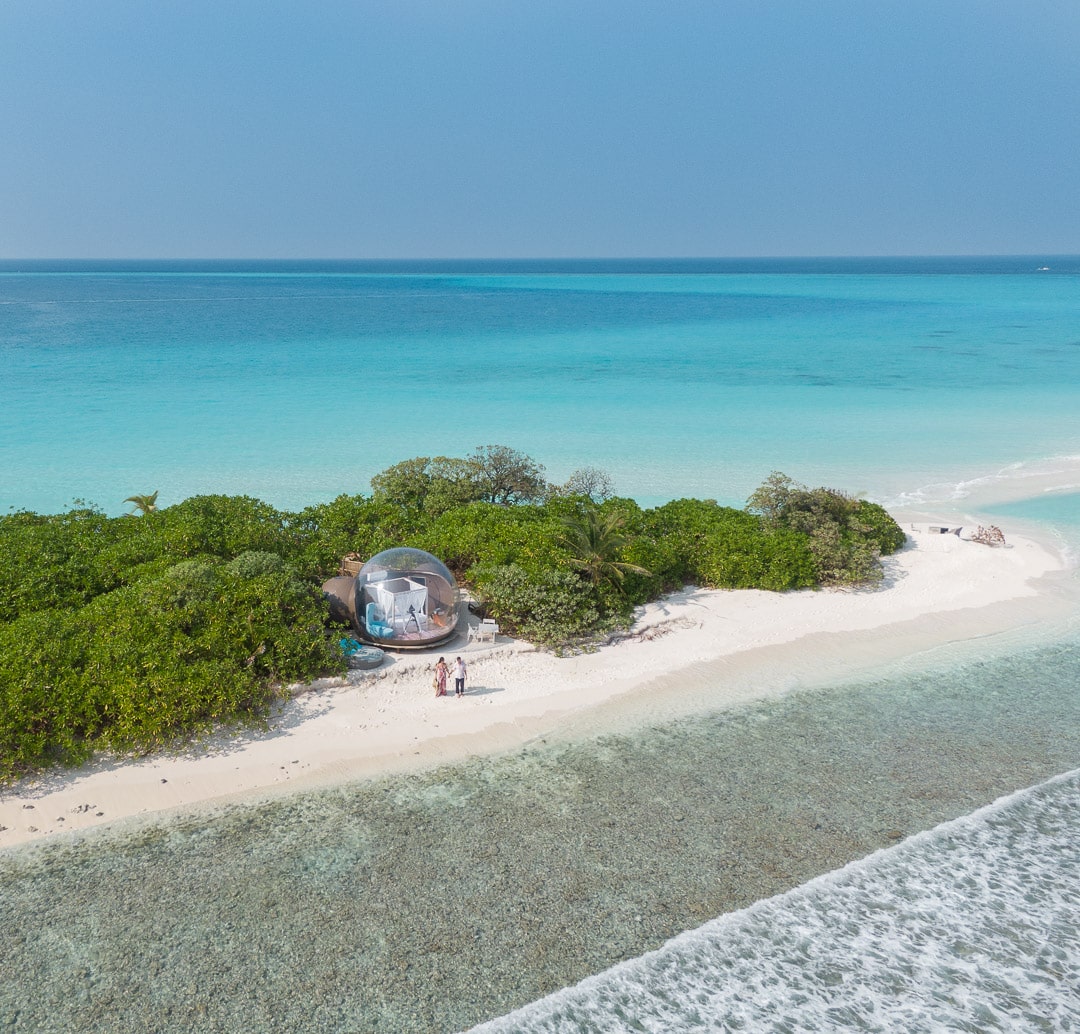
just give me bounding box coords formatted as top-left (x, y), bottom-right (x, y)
top-left (4, 633), bottom-right (1080, 1033)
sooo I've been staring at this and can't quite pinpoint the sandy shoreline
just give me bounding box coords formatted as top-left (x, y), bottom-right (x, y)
top-left (1, 514), bottom-right (1074, 851)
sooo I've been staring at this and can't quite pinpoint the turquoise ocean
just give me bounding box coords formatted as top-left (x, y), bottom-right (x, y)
top-left (2, 258), bottom-right (1080, 1032)
top-left (3, 256), bottom-right (1080, 516)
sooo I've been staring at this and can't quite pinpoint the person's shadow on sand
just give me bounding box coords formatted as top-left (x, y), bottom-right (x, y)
top-left (458, 685), bottom-right (505, 698)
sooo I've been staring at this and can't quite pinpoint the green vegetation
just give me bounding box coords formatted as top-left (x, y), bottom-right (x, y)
top-left (124, 490), bottom-right (159, 516)
top-left (371, 445), bottom-right (547, 514)
top-left (746, 472), bottom-right (906, 586)
top-left (0, 498), bottom-right (339, 781)
top-left (0, 453), bottom-right (903, 780)
top-left (556, 509), bottom-right (650, 589)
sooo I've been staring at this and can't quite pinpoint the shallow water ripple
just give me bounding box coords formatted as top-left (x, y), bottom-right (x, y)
top-left (2, 639), bottom-right (1080, 1032)
top-left (471, 772), bottom-right (1080, 1033)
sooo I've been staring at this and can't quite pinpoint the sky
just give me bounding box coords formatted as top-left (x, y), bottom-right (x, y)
top-left (1, 0), bottom-right (1077, 259)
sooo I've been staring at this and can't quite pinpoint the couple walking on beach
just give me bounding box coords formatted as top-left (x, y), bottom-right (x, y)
top-left (434, 656), bottom-right (467, 697)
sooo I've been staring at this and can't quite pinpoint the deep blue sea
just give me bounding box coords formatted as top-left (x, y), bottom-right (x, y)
top-left (2, 257), bottom-right (1080, 1032)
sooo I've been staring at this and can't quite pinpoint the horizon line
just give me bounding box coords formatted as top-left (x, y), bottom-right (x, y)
top-left (1, 253), bottom-right (1076, 264)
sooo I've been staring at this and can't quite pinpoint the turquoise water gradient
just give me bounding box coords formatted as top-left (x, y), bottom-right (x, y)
top-left (2, 258), bottom-right (1079, 514)
top-left (984, 492), bottom-right (1080, 527)
top-left (4, 259), bottom-right (1080, 1032)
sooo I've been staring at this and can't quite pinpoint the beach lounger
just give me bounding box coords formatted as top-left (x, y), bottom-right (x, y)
top-left (365, 601), bottom-right (395, 638)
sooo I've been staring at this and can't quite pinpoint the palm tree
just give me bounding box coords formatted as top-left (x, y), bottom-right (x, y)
top-left (124, 491), bottom-right (159, 515)
top-left (557, 508), bottom-right (650, 589)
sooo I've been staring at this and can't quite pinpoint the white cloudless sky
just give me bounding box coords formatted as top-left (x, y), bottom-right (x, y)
top-left (1, 0), bottom-right (1077, 258)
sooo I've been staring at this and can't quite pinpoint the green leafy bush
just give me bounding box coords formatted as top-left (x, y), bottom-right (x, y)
top-left (746, 472), bottom-right (905, 586)
top-left (0, 458), bottom-right (903, 780)
top-left (226, 550), bottom-right (288, 580)
top-left (469, 563), bottom-right (620, 650)
top-left (420, 501), bottom-right (568, 579)
top-left (854, 499), bottom-right (908, 554)
top-left (0, 507), bottom-right (124, 621)
top-left (0, 507), bottom-right (342, 781)
top-left (292, 495), bottom-right (414, 579)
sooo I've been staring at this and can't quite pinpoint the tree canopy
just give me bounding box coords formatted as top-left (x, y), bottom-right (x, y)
top-left (557, 466), bottom-right (615, 502)
top-left (747, 471), bottom-right (906, 586)
top-left (370, 445), bottom-right (547, 513)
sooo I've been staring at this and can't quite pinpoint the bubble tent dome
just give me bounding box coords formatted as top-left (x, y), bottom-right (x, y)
top-left (354, 547), bottom-right (460, 649)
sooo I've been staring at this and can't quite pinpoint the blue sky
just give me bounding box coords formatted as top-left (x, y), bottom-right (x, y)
top-left (1, 1), bottom-right (1077, 258)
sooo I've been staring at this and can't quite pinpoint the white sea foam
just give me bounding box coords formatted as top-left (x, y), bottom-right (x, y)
top-left (468, 771), bottom-right (1080, 1033)
top-left (885, 455), bottom-right (1080, 513)
top-left (885, 455), bottom-right (1080, 512)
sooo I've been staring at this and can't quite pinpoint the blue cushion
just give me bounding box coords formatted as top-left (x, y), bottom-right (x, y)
top-left (364, 602), bottom-right (395, 638)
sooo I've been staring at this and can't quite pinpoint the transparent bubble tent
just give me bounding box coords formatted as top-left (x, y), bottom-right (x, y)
top-left (353, 547), bottom-right (460, 648)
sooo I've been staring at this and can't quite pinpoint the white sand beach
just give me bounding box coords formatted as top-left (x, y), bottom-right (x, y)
top-left (0, 517), bottom-right (1073, 851)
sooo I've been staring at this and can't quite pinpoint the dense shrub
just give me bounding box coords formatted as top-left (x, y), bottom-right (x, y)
top-left (854, 499), bottom-right (908, 554)
top-left (636, 500), bottom-right (815, 591)
top-left (420, 502), bottom-right (569, 578)
top-left (746, 472), bottom-right (905, 586)
top-left (0, 458), bottom-right (902, 780)
top-left (0, 499), bottom-right (342, 781)
top-left (0, 556), bottom-right (340, 780)
top-left (0, 610), bottom-right (95, 774)
top-left (0, 507), bottom-right (124, 621)
top-left (292, 494), bottom-right (416, 579)
top-left (697, 525), bottom-right (818, 591)
top-left (469, 564), bottom-right (620, 650)
top-left (156, 494), bottom-right (295, 559)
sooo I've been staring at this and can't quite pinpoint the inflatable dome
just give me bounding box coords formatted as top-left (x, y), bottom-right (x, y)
top-left (354, 547), bottom-right (460, 648)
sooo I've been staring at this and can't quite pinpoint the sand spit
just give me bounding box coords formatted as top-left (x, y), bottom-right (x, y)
top-left (0, 518), bottom-right (1072, 851)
